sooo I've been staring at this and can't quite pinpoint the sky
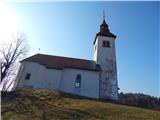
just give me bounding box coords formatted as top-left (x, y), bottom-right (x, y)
top-left (0, 1), bottom-right (159, 97)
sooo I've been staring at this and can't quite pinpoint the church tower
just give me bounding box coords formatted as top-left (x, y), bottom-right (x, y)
top-left (93, 13), bottom-right (118, 100)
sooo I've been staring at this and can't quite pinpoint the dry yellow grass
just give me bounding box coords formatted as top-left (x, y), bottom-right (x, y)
top-left (1, 89), bottom-right (160, 120)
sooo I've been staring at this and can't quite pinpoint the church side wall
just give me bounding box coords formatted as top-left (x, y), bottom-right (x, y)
top-left (15, 62), bottom-right (100, 99)
top-left (16, 62), bottom-right (61, 90)
top-left (59, 68), bottom-right (100, 99)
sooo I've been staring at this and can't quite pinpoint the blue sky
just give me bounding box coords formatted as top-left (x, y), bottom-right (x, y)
top-left (5, 2), bottom-right (159, 97)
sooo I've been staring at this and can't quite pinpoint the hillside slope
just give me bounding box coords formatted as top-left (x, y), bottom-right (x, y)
top-left (1, 90), bottom-right (160, 120)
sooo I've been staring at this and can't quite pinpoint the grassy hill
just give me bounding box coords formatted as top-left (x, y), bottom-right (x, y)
top-left (1, 89), bottom-right (160, 120)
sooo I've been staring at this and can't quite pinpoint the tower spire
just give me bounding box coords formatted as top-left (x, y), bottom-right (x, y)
top-left (100, 9), bottom-right (109, 33)
top-left (103, 9), bottom-right (105, 20)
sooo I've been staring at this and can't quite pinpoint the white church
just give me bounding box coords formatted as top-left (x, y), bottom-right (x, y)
top-left (14, 15), bottom-right (119, 100)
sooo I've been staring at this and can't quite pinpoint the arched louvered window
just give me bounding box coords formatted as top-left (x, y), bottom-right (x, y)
top-left (75, 74), bottom-right (81, 88)
top-left (103, 41), bottom-right (110, 48)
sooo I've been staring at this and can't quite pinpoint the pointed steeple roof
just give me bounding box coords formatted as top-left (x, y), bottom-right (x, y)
top-left (93, 12), bottom-right (116, 44)
top-left (100, 10), bottom-right (109, 30)
top-left (100, 19), bottom-right (109, 33)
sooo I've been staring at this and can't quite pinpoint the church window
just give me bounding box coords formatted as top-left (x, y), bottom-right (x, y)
top-left (75, 74), bottom-right (81, 88)
top-left (103, 41), bottom-right (110, 48)
top-left (25, 73), bottom-right (31, 80)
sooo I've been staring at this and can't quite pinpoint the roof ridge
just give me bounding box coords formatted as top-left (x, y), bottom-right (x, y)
top-left (35, 53), bottom-right (94, 62)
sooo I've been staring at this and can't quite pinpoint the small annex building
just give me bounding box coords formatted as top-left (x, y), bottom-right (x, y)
top-left (14, 16), bottom-right (119, 100)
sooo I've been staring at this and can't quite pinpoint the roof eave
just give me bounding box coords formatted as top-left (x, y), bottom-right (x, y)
top-left (93, 32), bottom-right (117, 45)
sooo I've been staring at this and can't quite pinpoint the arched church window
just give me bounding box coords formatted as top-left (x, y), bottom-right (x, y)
top-left (103, 41), bottom-right (110, 48)
top-left (25, 73), bottom-right (31, 80)
top-left (75, 74), bottom-right (81, 88)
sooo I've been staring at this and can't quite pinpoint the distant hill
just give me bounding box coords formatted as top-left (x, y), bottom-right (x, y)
top-left (118, 92), bottom-right (160, 111)
top-left (1, 89), bottom-right (160, 120)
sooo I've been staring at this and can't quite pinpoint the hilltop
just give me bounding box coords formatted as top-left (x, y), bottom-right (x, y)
top-left (1, 89), bottom-right (160, 120)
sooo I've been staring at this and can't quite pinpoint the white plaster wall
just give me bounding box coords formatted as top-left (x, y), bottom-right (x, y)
top-left (93, 39), bottom-right (98, 62)
top-left (59, 68), bottom-right (100, 99)
top-left (13, 64), bottom-right (25, 90)
top-left (15, 61), bottom-right (100, 99)
top-left (96, 36), bottom-right (116, 69)
top-left (94, 36), bottom-right (118, 100)
top-left (100, 71), bottom-right (118, 100)
top-left (16, 62), bottom-right (61, 90)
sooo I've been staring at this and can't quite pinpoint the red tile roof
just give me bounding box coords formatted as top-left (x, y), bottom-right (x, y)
top-left (21, 54), bottom-right (100, 71)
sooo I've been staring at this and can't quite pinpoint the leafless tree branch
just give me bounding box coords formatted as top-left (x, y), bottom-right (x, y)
top-left (0, 32), bottom-right (29, 91)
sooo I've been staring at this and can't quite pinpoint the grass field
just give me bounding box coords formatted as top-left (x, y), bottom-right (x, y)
top-left (1, 89), bottom-right (160, 120)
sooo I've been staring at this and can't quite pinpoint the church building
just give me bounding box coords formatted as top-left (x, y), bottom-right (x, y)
top-left (14, 15), bottom-right (119, 100)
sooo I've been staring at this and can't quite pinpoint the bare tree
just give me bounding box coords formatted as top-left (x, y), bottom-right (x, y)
top-left (0, 32), bottom-right (29, 91)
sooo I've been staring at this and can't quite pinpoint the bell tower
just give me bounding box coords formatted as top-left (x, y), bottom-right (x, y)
top-left (93, 12), bottom-right (118, 100)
